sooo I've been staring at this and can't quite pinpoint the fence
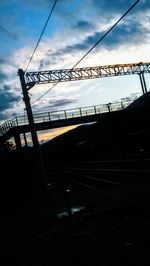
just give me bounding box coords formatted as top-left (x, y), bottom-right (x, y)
top-left (0, 101), bottom-right (131, 137)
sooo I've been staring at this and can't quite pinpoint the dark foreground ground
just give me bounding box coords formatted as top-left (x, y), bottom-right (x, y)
top-left (1, 91), bottom-right (150, 265)
top-left (1, 186), bottom-right (150, 266)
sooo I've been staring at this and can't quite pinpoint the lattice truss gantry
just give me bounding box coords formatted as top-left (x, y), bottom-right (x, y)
top-left (25, 62), bottom-right (150, 88)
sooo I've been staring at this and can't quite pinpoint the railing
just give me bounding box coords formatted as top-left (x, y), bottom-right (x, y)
top-left (0, 101), bottom-right (132, 137)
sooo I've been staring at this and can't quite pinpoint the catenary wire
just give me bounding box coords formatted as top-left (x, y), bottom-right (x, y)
top-left (25, 0), bottom-right (58, 72)
top-left (72, 0), bottom-right (141, 68)
top-left (32, 83), bottom-right (58, 105)
top-left (32, 0), bottom-right (141, 105)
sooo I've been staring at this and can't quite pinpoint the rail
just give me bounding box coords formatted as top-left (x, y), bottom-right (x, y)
top-left (0, 100), bottom-right (131, 137)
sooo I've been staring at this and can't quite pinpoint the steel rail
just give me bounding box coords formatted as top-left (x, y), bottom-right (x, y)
top-left (63, 169), bottom-right (128, 187)
top-left (64, 176), bottom-right (121, 198)
top-left (63, 167), bottom-right (150, 174)
top-left (46, 166), bottom-right (150, 208)
top-left (63, 168), bottom-right (150, 192)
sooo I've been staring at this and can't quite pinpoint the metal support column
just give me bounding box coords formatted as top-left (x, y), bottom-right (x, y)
top-left (18, 69), bottom-right (47, 196)
top-left (141, 72), bottom-right (148, 93)
top-left (23, 133), bottom-right (28, 148)
top-left (138, 72), bottom-right (148, 94)
top-left (138, 73), bottom-right (145, 94)
top-left (14, 134), bottom-right (22, 151)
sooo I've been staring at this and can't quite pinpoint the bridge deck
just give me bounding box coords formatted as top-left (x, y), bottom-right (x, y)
top-left (0, 101), bottom-right (131, 141)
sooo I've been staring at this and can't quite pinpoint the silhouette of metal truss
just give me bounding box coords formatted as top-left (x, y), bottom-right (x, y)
top-left (25, 62), bottom-right (150, 88)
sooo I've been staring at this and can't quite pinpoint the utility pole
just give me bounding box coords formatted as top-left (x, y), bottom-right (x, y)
top-left (18, 69), bottom-right (47, 197)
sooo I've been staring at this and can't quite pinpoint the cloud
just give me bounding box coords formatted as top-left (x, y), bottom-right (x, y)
top-left (0, 84), bottom-right (21, 120)
top-left (49, 17), bottom-right (149, 59)
top-left (17, 0), bottom-right (150, 73)
top-left (0, 53), bottom-right (24, 120)
top-left (0, 56), bottom-right (20, 88)
top-left (0, 24), bottom-right (19, 40)
top-left (38, 57), bottom-right (58, 70)
top-left (47, 98), bottom-right (77, 108)
top-left (0, 57), bottom-right (5, 64)
top-left (91, 19), bottom-right (150, 49)
top-left (73, 20), bottom-right (93, 31)
top-left (0, 71), bottom-right (6, 83)
top-left (87, 0), bottom-right (150, 15)
top-left (0, 0), bottom-right (149, 123)
top-left (20, 0), bottom-right (56, 11)
top-left (33, 97), bottom-right (77, 112)
top-left (0, 0), bottom-right (52, 11)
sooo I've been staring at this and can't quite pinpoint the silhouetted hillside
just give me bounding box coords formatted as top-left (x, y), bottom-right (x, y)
top-left (1, 92), bottom-right (150, 210)
top-left (43, 92), bottom-right (150, 162)
top-left (125, 91), bottom-right (150, 110)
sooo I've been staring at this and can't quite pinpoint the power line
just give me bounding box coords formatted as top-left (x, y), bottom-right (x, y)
top-left (72, 0), bottom-right (141, 68)
top-left (32, 0), bottom-right (141, 105)
top-left (32, 82), bottom-right (58, 105)
top-left (25, 0), bottom-right (58, 72)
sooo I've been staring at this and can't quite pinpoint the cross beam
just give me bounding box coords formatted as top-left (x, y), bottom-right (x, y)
top-left (25, 62), bottom-right (150, 89)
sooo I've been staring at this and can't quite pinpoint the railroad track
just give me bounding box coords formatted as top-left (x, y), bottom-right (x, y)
top-left (46, 158), bottom-right (150, 208)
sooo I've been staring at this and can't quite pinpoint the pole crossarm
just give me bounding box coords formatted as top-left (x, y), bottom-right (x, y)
top-left (25, 62), bottom-right (150, 88)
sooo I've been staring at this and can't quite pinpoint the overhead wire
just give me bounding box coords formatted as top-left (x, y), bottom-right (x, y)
top-left (72, 0), bottom-right (141, 68)
top-left (32, 83), bottom-right (58, 105)
top-left (25, 0), bottom-right (58, 72)
top-left (32, 0), bottom-right (141, 105)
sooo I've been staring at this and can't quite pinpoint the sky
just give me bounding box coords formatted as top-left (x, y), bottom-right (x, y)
top-left (0, 0), bottom-right (150, 142)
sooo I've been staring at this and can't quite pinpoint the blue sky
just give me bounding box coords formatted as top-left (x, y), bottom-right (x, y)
top-left (0, 0), bottom-right (150, 140)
